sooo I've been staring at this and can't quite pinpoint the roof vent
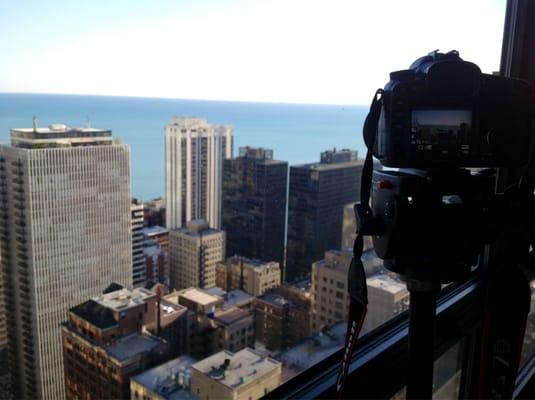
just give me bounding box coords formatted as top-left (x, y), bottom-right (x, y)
top-left (49, 124), bottom-right (67, 131)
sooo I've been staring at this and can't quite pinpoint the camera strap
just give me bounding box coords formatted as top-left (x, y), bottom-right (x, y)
top-left (337, 88), bottom-right (383, 393)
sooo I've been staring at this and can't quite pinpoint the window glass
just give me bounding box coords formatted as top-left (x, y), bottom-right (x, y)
top-left (391, 339), bottom-right (465, 399)
top-left (0, 0), bottom-right (507, 399)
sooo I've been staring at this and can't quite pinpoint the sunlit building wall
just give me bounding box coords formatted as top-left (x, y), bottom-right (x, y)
top-left (0, 125), bottom-right (132, 400)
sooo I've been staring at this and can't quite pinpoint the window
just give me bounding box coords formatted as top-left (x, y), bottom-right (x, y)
top-left (3, 1), bottom-right (527, 400)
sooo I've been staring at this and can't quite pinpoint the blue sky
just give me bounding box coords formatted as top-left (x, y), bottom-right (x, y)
top-left (0, 0), bottom-right (506, 105)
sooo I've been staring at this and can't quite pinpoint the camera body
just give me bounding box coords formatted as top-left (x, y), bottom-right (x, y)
top-left (366, 51), bottom-right (533, 282)
top-left (374, 50), bottom-right (532, 169)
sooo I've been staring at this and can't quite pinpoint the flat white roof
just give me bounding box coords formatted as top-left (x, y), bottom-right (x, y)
top-left (132, 356), bottom-right (197, 400)
top-left (142, 225), bottom-right (169, 236)
top-left (94, 287), bottom-right (154, 312)
top-left (192, 348), bottom-right (280, 390)
top-left (11, 126), bottom-right (109, 134)
top-left (179, 288), bottom-right (221, 306)
top-left (367, 274), bottom-right (408, 295)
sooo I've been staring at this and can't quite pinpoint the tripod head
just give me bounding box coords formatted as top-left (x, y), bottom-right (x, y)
top-left (370, 168), bottom-right (495, 283)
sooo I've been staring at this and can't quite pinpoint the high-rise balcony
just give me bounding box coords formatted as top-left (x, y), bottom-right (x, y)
top-left (15, 235), bottom-right (27, 245)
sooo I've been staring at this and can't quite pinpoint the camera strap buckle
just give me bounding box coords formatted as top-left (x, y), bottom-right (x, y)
top-left (354, 203), bottom-right (385, 238)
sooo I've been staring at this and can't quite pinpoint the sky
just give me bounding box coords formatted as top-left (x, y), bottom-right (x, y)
top-left (0, 0), bottom-right (506, 105)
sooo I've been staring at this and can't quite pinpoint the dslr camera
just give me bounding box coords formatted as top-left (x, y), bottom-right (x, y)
top-left (368, 50), bottom-right (533, 283)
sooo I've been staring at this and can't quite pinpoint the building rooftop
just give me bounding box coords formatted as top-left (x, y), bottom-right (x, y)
top-left (132, 356), bottom-right (198, 400)
top-left (174, 219), bottom-right (222, 237)
top-left (223, 290), bottom-right (253, 309)
top-left (259, 158), bottom-right (288, 166)
top-left (11, 125), bottom-right (110, 135)
top-left (238, 146), bottom-right (273, 160)
top-left (10, 125), bottom-right (113, 148)
top-left (313, 250), bottom-right (352, 272)
top-left (192, 348), bottom-right (281, 390)
top-left (106, 333), bottom-right (163, 362)
top-left (168, 117), bottom-right (208, 127)
top-left (320, 148), bottom-right (358, 164)
top-left (213, 307), bottom-right (251, 326)
top-left (70, 299), bottom-right (117, 330)
top-left (367, 274), bottom-right (408, 295)
top-left (178, 288), bottom-right (222, 306)
top-left (292, 159), bottom-right (364, 171)
top-left (225, 255), bottom-right (280, 271)
top-left (142, 225), bottom-right (169, 237)
top-left (278, 322), bottom-right (346, 382)
top-left (256, 292), bottom-right (289, 308)
top-left (291, 279), bottom-right (312, 292)
top-left (93, 287), bottom-right (155, 312)
top-left (166, 117), bottom-right (232, 133)
top-left (201, 286), bottom-right (227, 297)
top-left (160, 300), bottom-right (188, 317)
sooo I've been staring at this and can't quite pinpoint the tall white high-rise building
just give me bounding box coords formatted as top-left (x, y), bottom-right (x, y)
top-left (0, 124), bottom-right (132, 400)
top-left (165, 117), bottom-right (233, 229)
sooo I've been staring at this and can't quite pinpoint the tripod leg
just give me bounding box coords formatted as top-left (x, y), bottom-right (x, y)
top-left (407, 284), bottom-right (437, 399)
top-left (476, 263), bottom-right (531, 398)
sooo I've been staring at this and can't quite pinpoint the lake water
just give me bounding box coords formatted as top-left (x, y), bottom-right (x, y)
top-left (0, 93), bottom-right (368, 199)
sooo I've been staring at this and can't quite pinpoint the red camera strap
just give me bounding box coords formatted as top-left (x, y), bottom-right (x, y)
top-left (336, 89), bottom-right (383, 394)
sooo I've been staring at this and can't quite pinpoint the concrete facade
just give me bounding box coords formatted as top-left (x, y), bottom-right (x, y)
top-left (165, 117), bottom-right (233, 230)
top-left (0, 125), bottom-right (132, 399)
top-left (310, 250), bottom-right (353, 333)
top-left (132, 200), bottom-right (146, 286)
top-left (169, 220), bottom-right (225, 290)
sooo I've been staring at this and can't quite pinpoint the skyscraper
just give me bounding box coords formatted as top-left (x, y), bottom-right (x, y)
top-left (222, 147), bottom-right (287, 266)
top-left (0, 124), bottom-right (132, 399)
top-left (132, 199), bottom-right (145, 287)
top-left (169, 219), bottom-right (225, 290)
top-left (165, 117), bottom-right (233, 229)
top-left (286, 154), bottom-right (363, 281)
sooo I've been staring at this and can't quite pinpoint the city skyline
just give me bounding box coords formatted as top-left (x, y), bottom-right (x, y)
top-left (1, 0), bottom-right (534, 398)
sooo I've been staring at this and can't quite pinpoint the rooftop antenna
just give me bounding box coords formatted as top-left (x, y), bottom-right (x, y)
top-left (32, 115), bottom-right (37, 132)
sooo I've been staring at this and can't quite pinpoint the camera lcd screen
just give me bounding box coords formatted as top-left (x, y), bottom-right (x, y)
top-left (411, 110), bottom-right (472, 147)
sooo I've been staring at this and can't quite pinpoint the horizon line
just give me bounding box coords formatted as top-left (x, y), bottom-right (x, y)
top-left (0, 90), bottom-right (369, 108)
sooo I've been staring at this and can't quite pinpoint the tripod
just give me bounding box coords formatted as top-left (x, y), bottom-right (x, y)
top-left (400, 174), bottom-right (535, 399)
